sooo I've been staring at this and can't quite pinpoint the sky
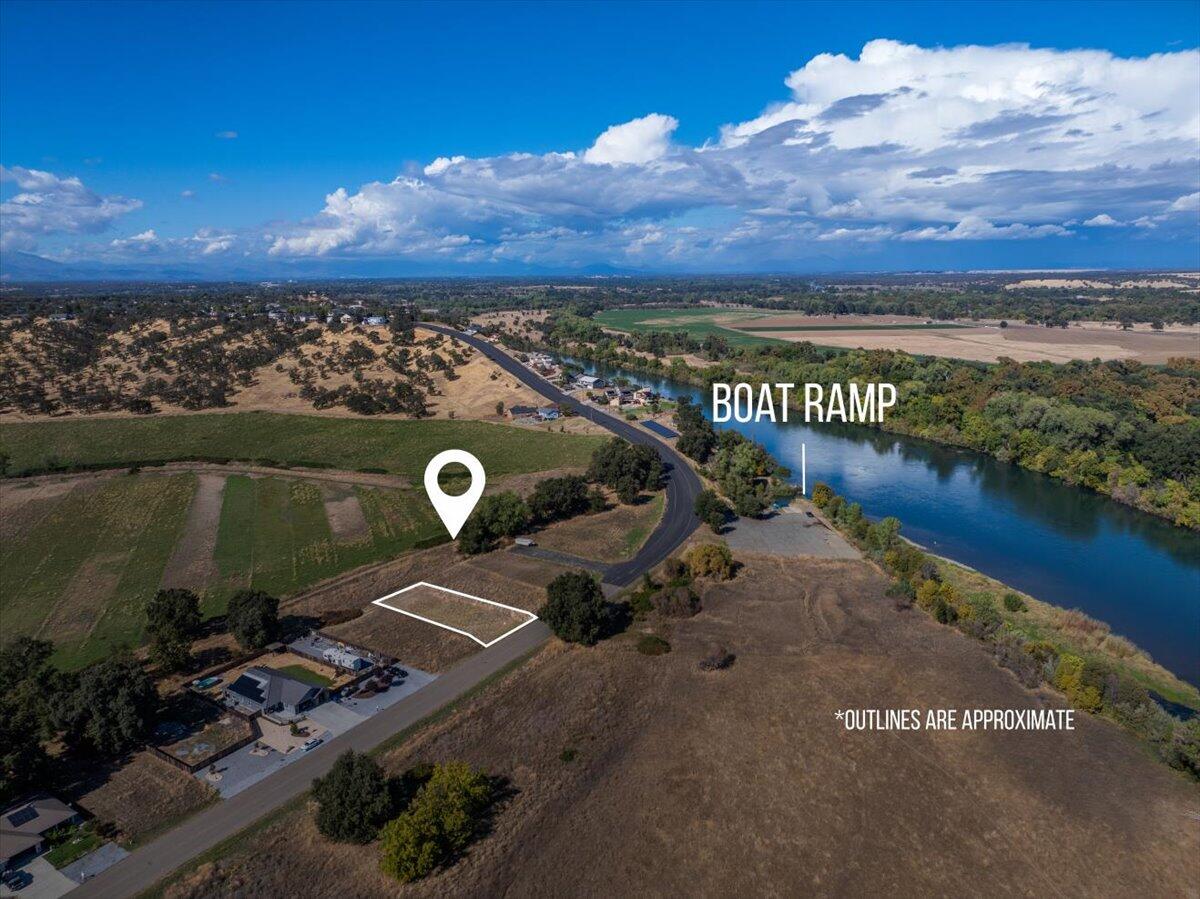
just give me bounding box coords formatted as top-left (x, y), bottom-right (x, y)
top-left (1, 0), bottom-right (1198, 277)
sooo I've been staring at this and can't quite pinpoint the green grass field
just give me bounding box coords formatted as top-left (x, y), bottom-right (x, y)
top-left (738, 323), bottom-right (968, 332)
top-left (0, 473), bottom-right (196, 669)
top-left (209, 476), bottom-right (445, 610)
top-left (593, 308), bottom-right (781, 348)
top-left (1, 412), bottom-right (604, 478)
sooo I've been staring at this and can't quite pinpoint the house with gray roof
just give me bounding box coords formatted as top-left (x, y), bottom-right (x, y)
top-left (224, 666), bottom-right (325, 721)
top-left (1, 794), bottom-right (81, 871)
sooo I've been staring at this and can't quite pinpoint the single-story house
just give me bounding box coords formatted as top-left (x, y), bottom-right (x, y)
top-left (537, 406), bottom-right (560, 421)
top-left (508, 405), bottom-right (538, 419)
top-left (225, 666), bottom-right (325, 720)
top-left (0, 794), bottom-right (82, 872)
top-left (463, 327), bottom-right (479, 336)
top-left (364, 315), bottom-right (388, 326)
top-left (576, 375), bottom-right (606, 389)
top-left (322, 646), bottom-right (371, 671)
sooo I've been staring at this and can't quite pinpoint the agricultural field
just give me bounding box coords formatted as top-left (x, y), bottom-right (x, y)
top-left (0, 411), bottom-right (604, 478)
top-left (0, 472), bottom-right (196, 668)
top-left (592, 308), bottom-right (783, 348)
top-left (594, 308), bottom-right (1200, 363)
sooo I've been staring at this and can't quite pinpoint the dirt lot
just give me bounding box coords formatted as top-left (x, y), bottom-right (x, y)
top-left (726, 314), bottom-right (1200, 363)
top-left (378, 584), bottom-right (533, 645)
top-left (72, 751), bottom-right (217, 845)
top-left (165, 552), bottom-right (1199, 897)
top-left (535, 493), bottom-right (665, 563)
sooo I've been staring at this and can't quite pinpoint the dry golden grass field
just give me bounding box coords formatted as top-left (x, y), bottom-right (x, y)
top-left (164, 552), bottom-right (1199, 898)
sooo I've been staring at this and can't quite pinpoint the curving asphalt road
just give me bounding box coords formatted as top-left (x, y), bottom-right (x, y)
top-left (422, 323), bottom-right (702, 586)
top-left (73, 327), bottom-right (699, 898)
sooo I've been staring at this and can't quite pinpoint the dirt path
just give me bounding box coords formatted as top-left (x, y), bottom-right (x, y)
top-left (160, 473), bottom-right (226, 591)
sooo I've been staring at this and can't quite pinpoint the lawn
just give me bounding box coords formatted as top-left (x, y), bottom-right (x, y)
top-left (275, 664), bottom-right (333, 687)
top-left (209, 476), bottom-right (446, 609)
top-left (44, 823), bottom-right (105, 869)
top-left (0, 473), bottom-right (196, 669)
top-left (593, 308), bottom-right (781, 348)
top-left (1, 412), bottom-right (605, 478)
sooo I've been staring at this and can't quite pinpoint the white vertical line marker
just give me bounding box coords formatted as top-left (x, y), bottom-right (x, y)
top-left (801, 443), bottom-right (807, 496)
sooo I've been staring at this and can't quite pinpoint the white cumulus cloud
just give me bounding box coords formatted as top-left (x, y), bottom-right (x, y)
top-left (0, 166), bottom-right (142, 251)
top-left (584, 113), bottom-right (679, 165)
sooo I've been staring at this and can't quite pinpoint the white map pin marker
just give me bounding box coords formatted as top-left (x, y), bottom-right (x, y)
top-left (424, 449), bottom-right (486, 539)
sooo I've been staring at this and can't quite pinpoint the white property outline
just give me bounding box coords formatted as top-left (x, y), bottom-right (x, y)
top-left (371, 581), bottom-right (539, 648)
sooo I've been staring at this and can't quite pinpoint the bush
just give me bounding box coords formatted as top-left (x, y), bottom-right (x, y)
top-left (810, 482), bottom-right (834, 508)
top-left (685, 543), bottom-right (734, 581)
top-left (652, 585), bottom-right (700, 618)
top-left (1002, 592), bottom-right (1027, 612)
top-left (540, 571), bottom-right (606, 645)
top-left (378, 762), bottom-right (493, 882)
top-left (226, 589), bottom-right (280, 649)
top-left (933, 596), bottom-right (958, 625)
top-left (993, 633), bottom-right (1043, 688)
top-left (636, 635), bottom-right (671, 656)
top-left (661, 556), bottom-right (688, 583)
top-left (313, 751), bottom-right (396, 844)
top-left (698, 646), bottom-right (736, 671)
top-left (886, 579), bottom-right (915, 610)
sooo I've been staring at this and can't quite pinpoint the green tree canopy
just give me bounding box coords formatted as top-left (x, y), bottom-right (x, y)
top-left (540, 571), bottom-right (606, 645)
top-left (312, 750), bottom-right (396, 844)
top-left (226, 589), bottom-right (280, 649)
top-left (54, 653), bottom-right (157, 756)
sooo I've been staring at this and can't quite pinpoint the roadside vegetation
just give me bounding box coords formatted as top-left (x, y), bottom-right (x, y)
top-left (809, 481), bottom-right (1200, 780)
top-left (310, 750), bottom-right (496, 884)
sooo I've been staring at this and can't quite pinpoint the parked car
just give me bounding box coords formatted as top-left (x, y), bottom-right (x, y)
top-left (302, 737), bottom-right (324, 752)
top-left (4, 870), bottom-right (31, 891)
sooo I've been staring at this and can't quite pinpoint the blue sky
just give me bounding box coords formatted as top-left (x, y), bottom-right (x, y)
top-left (2, 0), bottom-right (1198, 276)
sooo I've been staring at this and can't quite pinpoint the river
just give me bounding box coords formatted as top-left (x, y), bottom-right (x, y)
top-left (569, 357), bottom-right (1200, 687)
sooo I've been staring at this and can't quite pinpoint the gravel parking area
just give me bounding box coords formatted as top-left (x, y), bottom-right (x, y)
top-left (722, 502), bottom-right (859, 559)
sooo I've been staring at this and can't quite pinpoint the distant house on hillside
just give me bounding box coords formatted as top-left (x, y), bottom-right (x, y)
top-left (576, 375), bottom-right (605, 389)
top-left (224, 666), bottom-right (324, 721)
top-left (0, 794), bottom-right (82, 872)
top-left (364, 315), bottom-right (388, 326)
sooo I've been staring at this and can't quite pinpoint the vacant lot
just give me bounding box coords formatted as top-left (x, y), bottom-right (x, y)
top-left (535, 492), bottom-right (665, 562)
top-left (167, 554), bottom-right (1199, 898)
top-left (377, 583), bottom-right (534, 645)
top-left (0, 472), bottom-right (195, 668)
top-left (72, 751), bottom-right (217, 847)
top-left (1, 412), bottom-right (604, 477)
top-left (324, 605), bottom-right (479, 673)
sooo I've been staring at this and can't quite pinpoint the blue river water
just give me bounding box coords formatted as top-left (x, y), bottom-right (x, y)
top-left (570, 358), bottom-right (1200, 687)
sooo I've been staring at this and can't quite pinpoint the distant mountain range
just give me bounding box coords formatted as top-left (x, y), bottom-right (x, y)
top-left (0, 251), bottom-right (654, 282)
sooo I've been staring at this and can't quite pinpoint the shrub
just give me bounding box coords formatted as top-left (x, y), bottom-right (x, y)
top-left (685, 543), bottom-right (734, 581)
top-left (379, 762), bottom-right (493, 882)
top-left (652, 585), bottom-right (700, 618)
top-left (1002, 592), bottom-right (1027, 613)
top-left (313, 750), bottom-right (395, 843)
top-left (636, 635), bottom-right (671, 656)
top-left (993, 633), bottom-right (1042, 688)
top-left (886, 579), bottom-right (915, 610)
top-left (933, 596), bottom-right (958, 625)
top-left (661, 556), bottom-right (688, 583)
top-left (810, 482), bottom-right (834, 508)
top-left (540, 571), bottom-right (606, 645)
top-left (698, 646), bottom-right (736, 671)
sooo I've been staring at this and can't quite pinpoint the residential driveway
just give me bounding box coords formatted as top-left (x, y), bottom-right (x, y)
top-left (0, 857), bottom-right (75, 899)
top-left (305, 701), bottom-right (363, 732)
top-left (59, 842), bottom-right (128, 884)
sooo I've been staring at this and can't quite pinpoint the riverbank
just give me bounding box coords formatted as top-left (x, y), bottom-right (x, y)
top-left (533, 334), bottom-right (1199, 531)
top-left (807, 480), bottom-right (1200, 780)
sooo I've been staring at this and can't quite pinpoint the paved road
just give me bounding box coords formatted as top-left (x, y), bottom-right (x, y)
top-left (423, 324), bottom-right (702, 587)
top-left (75, 329), bottom-right (699, 898)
